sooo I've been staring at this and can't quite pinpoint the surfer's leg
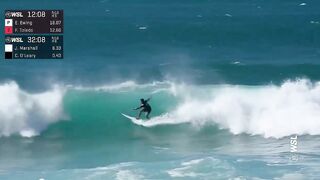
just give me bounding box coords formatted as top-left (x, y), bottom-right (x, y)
top-left (137, 110), bottom-right (143, 119)
top-left (146, 110), bottom-right (151, 119)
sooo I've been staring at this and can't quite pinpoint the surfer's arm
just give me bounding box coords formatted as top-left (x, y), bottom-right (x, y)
top-left (133, 105), bottom-right (143, 110)
top-left (146, 97), bottom-right (151, 102)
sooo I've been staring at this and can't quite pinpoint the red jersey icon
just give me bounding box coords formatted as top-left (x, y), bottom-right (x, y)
top-left (5, 26), bottom-right (13, 34)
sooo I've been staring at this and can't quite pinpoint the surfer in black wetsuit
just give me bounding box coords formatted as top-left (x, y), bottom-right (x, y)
top-left (133, 97), bottom-right (152, 119)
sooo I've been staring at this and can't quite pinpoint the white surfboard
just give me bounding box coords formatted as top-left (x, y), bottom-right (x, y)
top-left (121, 113), bottom-right (175, 127)
top-left (121, 113), bottom-right (145, 126)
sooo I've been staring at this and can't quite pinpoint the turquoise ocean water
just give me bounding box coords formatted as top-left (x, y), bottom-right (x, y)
top-left (0, 0), bottom-right (320, 179)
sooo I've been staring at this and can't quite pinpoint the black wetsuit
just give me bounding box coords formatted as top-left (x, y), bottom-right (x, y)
top-left (136, 99), bottom-right (152, 119)
top-left (141, 101), bottom-right (151, 113)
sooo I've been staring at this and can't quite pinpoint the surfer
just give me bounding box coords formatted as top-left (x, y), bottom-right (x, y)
top-left (133, 97), bottom-right (152, 119)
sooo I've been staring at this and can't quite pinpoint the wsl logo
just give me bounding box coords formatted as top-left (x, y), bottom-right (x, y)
top-left (5, 11), bottom-right (23, 18)
top-left (290, 135), bottom-right (299, 161)
top-left (5, 37), bottom-right (23, 43)
top-left (5, 11), bottom-right (12, 18)
top-left (5, 37), bottom-right (11, 43)
top-left (290, 135), bottom-right (298, 152)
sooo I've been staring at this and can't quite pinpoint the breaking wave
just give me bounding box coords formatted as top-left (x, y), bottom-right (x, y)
top-left (0, 81), bottom-right (66, 137)
top-left (131, 79), bottom-right (320, 138)
top-left (2, 79), bottom-right (320, 138)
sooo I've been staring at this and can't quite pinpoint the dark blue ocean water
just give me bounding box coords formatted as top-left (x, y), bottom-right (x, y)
top-left (1, 0), bottom-right (320, 89)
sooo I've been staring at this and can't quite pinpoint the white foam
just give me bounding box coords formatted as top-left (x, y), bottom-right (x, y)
top-left (70, 81), bottom-right (137, 91)
top-left (275, 173), bottom-right (305, 180)
top-left (167, 157), bottom-right (221, 178)
top-left (138, 26), bottom-right (147, 30)
top-left (134, 79), bottom-right (320, 138)
top-left (181, 158), bottom-right (204, 166)
top-left (167, 166), bottom-right (199, 178)
top-left (116, 170), bottom-right (144, 180)
top-left (0, 81), bottom-right (66, 137)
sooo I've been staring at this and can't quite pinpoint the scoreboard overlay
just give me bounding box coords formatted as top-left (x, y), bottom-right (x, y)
top-left (4, 10), bottom-right (64, 59)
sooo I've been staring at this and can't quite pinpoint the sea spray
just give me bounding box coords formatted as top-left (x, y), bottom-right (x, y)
top-left (0, 81), bottom-right (66, 137)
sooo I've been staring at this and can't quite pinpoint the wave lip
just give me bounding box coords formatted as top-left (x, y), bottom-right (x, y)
top-left (0, 81), bottom-right (66, 137)
top-left (69, 81), bottom-right (172, 92)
